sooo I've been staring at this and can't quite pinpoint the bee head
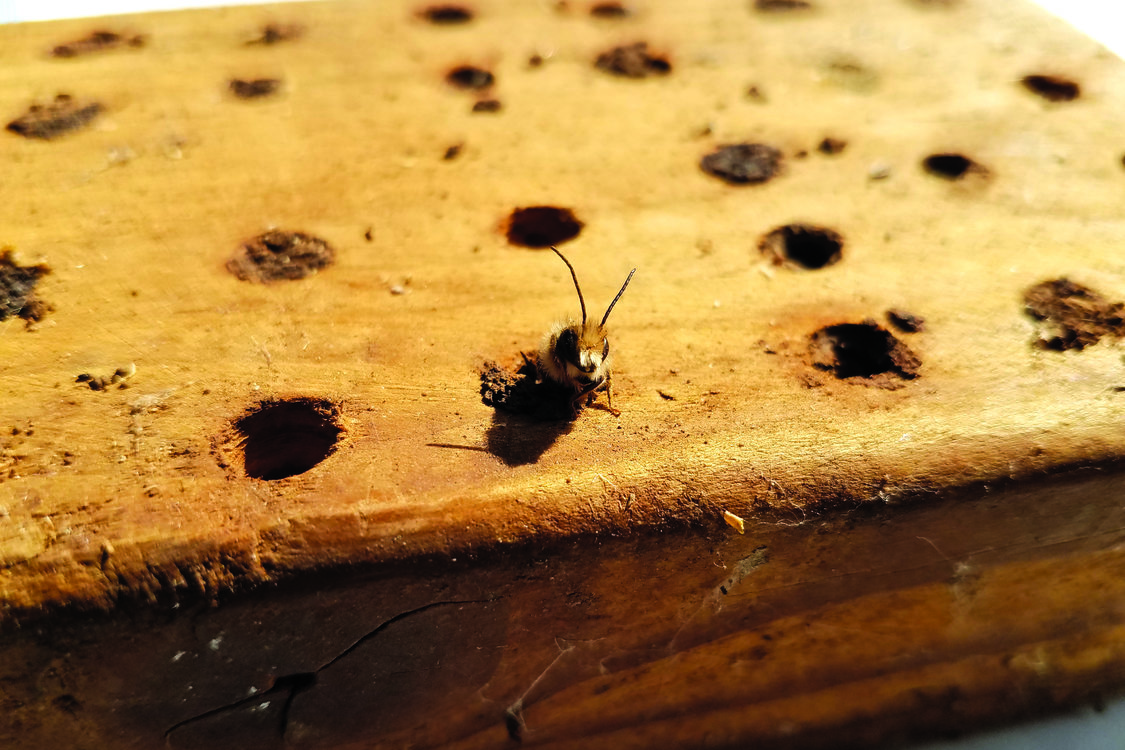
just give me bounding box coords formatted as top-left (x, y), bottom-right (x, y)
top-left (557, 323), bottom-right (611, 378)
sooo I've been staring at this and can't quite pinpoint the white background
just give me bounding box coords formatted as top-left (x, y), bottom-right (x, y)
top-left (2, 0), bottom-right (1125, 60)
top-left (2, 0), bottom-right (1124, 748)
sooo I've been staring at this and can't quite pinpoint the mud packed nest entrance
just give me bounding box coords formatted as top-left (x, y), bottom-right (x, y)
top-left (809, 322), bottom-right (921, 387)
top-left (0, 249), bottom-right (52, 326)
top-left (479, 355), bottom-right (576, 422)
top-left (1024, 278), bottom-right (1125, 351)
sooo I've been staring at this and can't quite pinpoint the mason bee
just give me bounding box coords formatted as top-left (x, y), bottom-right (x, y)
top-left (537, 247), bottom-right (636, 416)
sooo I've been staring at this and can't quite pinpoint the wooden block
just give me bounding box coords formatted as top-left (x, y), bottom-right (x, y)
top-left (2, 0), bottom-right (1125, 747)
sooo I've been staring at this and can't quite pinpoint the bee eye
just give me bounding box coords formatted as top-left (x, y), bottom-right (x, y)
top-left (602, 338), bottom-right (610, 358)
top-left (557, 328), bottom-right (580, 363)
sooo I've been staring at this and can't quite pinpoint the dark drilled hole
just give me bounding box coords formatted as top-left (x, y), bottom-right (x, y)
top-left (227, 230), bottom-right (335, 283)
top-left (420, 4), bottom-right (474, 23)
top-left (229, 78), bottom-right (282, 99)
top-left (234, 399), bottom-right (342, 480)
top-left (1024, 278), bottom-right (1125, 351)
top-left (817, 137), bottom-right (847, 155)
top-left (0, 249), bottom-right (52, 326)
top-left (1021, 74), bottom-right (1080, 103)
top-left (446, 65), bottom-right (494, 90)
top-left (595, 42), bottom-right (670, 77)
top-left (471, 98), bottom-right (502, 113)
top-left (922, 153), bottom-right (984, 180)
top-left (51, 30), bottom-right (145, 58)
top-left (755, 0), bottom-right (813, 11)
top-left (246, 24), bottom-right (303, 45)
top-left (505, 207), bottom-right (583, 247)
top-left (759, 224), bottom-right (843, 270)
top-left (701, 143), bottom-right (783, 185)
top-left (590, 2), bottom-right (631, 18)
top-left (6, 94), bottom-right (102, 140)
top-left (809, 322), bottom-right (920, 380)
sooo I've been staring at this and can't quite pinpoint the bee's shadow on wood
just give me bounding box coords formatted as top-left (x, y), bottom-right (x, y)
top-left (479, 357), bottom-right (576, 466)
top-left (484, 416), bottom-right (574, 467)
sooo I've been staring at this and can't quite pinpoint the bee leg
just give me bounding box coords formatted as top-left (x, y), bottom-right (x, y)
top-left (572, 379), bottom-right (602, 416)
top-left (604, 373), bottom-right (621, 417)
top-left (568, 391), bottom-right (584, 417)
top-left (582, 376), bottom-right (620, 417)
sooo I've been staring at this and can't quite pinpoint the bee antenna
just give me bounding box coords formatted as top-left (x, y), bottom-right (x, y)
top-left (550, 246), bottom-right (587, 325)
top-left (600, 267), bottom-right (636, 327)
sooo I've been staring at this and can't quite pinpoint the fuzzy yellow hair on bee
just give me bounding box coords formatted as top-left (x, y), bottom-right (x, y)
top-left (537, 247), bottom-right (636, 416)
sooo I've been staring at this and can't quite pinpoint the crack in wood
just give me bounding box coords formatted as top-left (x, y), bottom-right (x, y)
top-left (162, 598), bottom-right (492, 745)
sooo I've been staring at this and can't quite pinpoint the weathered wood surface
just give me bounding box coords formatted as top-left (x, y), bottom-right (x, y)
top-left (2, 0), bottom-right (1125, 747)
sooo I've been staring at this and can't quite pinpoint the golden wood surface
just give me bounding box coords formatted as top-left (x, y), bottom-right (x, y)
top-left (2, 0), bottom-right (1125, 747)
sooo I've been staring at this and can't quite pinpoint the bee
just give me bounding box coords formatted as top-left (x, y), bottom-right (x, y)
top-left (538, 247), bottom-right (636, 416)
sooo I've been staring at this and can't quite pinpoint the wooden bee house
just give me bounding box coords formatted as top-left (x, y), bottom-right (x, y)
top-left (3, 0), bottom-right (1125, 747)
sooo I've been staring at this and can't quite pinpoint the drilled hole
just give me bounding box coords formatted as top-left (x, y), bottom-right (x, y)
top-left (246, 24), bottom-right (303, 45)
top-left (6, 94), bottom-right (102, 140)
top-left (809, 322), bottom-right (920, 380)
top-left (51, 30), bottom-right (145, 58)
top-left (446, 65), bottom-right (494, 90)
top-left (701, 143), bottom-right (783, 185)
top-left (0, 249), bottom-right (52, 327)
top-left (590, 2), bottom-right (631, 18)
top-left (817, 136), bottom-right (847, 155)
top-left (505, 207), bottom-right (583, 247)
top-left (419, 4), bottom-right (474, 23)
top-left (471, 98), bottom-right (502, 113)
top-left (595, 43), bottom-right (670, 78)
top-left (759, 224), bottom-right (843, 270)
top-left (234, 398), bottom-right (342, 480)
top-left (754, 0), bottom-right (813, 11)
top-left (229, 78), bottom-right (282, 99)
top-left (227, 230), bottom-right (335, 283)
top-left (1021, 74), bottom-right (1080, 103)
top-left (922, 153), bottom-right (985, 180)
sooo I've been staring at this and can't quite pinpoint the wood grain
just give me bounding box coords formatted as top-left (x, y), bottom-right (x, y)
top-left (2, 0), bottom-right (1125, 746)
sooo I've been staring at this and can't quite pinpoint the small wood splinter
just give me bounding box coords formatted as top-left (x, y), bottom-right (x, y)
top-left (537, 247), bottom-right (636, 417)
